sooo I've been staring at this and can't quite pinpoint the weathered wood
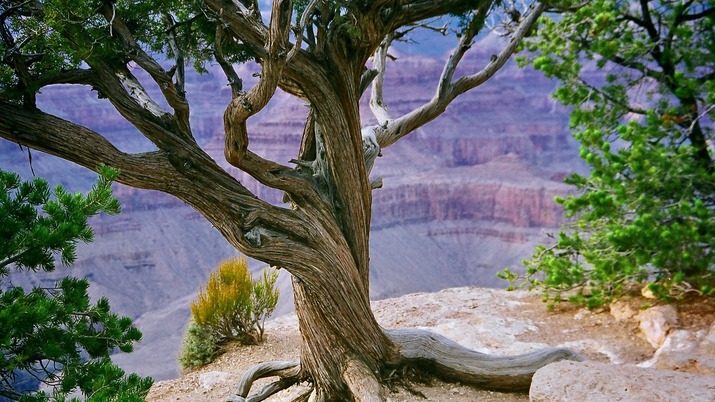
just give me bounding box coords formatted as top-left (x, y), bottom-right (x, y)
top-left (0, 1), bottom-right (579, 400)
top-left (369, 32), bottom-right (393, 127)
top-left (386, 328), bottom-right (585, 392)
top-left (228, 360), bottom-right (300, 402)
top-left (291, 271), bottom-right (398, 401)
top-left (343, 359), bottom-right (385, 402)
top-left (373, 2), bottom-right (547, 149)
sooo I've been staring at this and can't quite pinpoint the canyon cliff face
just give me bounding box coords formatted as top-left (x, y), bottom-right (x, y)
top-left (372, 158), bottom-right (568, 230)
top-left (1, 35), bottom-right (584, 380)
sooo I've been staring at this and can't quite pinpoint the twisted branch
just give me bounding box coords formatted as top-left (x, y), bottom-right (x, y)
top-left (98, 1), bottom-right (191, 136)
top-left (373, 2), bottom-right (547, 148)
top-left (227, 360), bottom-right (301, 402)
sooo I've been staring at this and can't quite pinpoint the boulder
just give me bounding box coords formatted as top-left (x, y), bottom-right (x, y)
top-left (641, 324), bottom-right (715, 374)
top-left (703, 322), bottom-right (715, 354)
top-left (199, 371), bottom-right (232, 390)
top-left (609, 299), bottom-right (637, 322)
top-left (637, 305), bottom-right (678, 348)
top-left (530, 360), bottom-right (715, 402)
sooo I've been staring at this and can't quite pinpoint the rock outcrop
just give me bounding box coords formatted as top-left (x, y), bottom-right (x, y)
top-left (372, 156), bottom-right (571, 230)
top-left (145, 287), bottom-right (715, 401)
top-left (641, 323), bottom-right (715, 374)
top-left (530, 360), bottom-right (715, 402)
top-left (636, 304), bottom-right (680, 348)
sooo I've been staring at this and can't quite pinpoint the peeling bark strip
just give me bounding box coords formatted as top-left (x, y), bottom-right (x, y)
top-left (0, 1), bottom-right (581, 401)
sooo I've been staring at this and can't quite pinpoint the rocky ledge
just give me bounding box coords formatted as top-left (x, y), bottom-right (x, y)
top-left (146, 287), bottom-right (715, 401)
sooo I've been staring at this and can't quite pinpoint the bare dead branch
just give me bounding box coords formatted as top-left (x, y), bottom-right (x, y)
top-left (361, 126), bottom-right (381, 176)
top-left (228, 378), bottom-right (297, 402)
top-left (116, 69), bottom-right (167, 119)
top-left (288, 0), bottom-right (320, 62)
top-left (163, 12), bottom-right (187, 98)
top-left (214, 26), bottom-right (244, 99)
top-left (359, 68), bottom-right (378, 96)
top-left (452, 2), bottom-right (546, 95)
top-left (402, 20), bottom-right (449, 37)
top-left (369, 32), bottom-right (394, 126)
top-left (374, 2), bottom-right (546, 148)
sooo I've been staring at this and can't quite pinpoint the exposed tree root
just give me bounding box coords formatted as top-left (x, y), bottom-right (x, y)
top-left (230, 328), bottom-right (584, 401)
top-left (343, 358), bottom-right (385, 402)
top-left (227, 360), bottom-right (301, 402)
top-left (385, 328), bottom-right (585, 392)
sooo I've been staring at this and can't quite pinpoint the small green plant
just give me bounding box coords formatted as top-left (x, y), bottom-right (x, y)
top-left (178, 320), bottom-right (219, 370)
top-left (187, 256), bottom-right (279, 348)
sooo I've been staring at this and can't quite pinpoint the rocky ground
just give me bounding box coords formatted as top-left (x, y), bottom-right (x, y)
top-left (147, 287), bottom-right (715, 401)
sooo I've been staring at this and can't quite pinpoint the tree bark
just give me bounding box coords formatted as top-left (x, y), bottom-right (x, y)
top-left (292, 275), bottom-right (397, 400)
top-left (0, 1), bottom-right (584, 400)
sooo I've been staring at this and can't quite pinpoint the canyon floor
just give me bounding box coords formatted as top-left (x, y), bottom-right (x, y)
top-left (146, 288), bottom-right (715, 401)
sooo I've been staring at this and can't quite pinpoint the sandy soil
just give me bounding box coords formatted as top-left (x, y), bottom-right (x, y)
top-left (147, 288), bottom-right (715, 401)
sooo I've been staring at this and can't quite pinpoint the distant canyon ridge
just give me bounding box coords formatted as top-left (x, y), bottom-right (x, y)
top-left (1, 35), bottom-right (584, 380)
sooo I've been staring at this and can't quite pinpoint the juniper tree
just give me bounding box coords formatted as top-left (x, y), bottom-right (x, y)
top-left (0, 1), bottom-right (581, 400)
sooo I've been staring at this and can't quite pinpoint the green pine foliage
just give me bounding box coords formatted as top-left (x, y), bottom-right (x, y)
top-left (0, 167), bottom-right (120, 274)
top-left (500, 0), bottom-right (714, 308)
top-left (0, 0), bottom-right (252, 97)
top-left (0, 167), bottom-right (152, 401)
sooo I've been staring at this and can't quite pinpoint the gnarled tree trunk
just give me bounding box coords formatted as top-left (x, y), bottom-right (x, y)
top-left (0, 0), bottom-right (584, 400)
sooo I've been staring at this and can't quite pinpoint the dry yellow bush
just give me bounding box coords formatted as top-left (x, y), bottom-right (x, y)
top-left (190, 257), bottom-right (278, 345)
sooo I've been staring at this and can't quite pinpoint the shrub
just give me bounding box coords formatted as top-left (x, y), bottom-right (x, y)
top-left (178, 320), bottom-right (219, 370)
top-left (190, 257), bottom-right (279, 345)
top-left (502, 0), bottom-right (715, 308)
